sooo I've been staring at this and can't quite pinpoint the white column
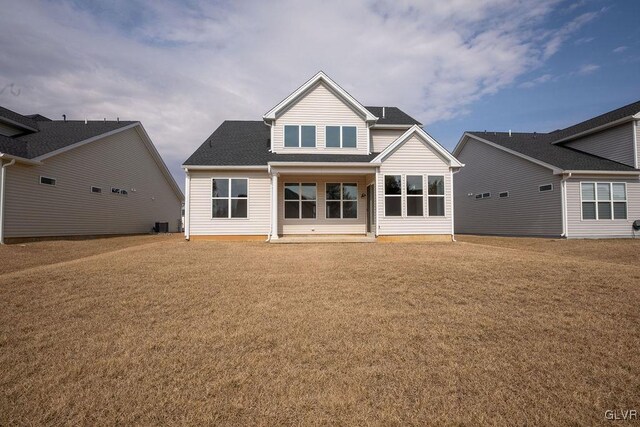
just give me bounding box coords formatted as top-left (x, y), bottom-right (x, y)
top-left (270, 172), bottom-right (279, 240)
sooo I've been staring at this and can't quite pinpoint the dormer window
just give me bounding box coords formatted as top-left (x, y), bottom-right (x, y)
top-left (326, 126), bottom-right (357, 148)
top-left (284, 125), bottom-right (316, 148)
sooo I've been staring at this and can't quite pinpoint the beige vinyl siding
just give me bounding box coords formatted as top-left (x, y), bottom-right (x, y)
top-left (189, 170), bottom-right (270, 236)
top-left (0, 121), bottom-right (24, 137)
top-left (565, 177), bottom-right (640, 238)
top-left (3, 127), bottom-right (182, 238)
top-left (272, 81), bottom-right (368, 154)
top-left (370, 129), bottom-right (405, 153)
top-left (377, 135), bottom-right (453, 235)
top-left (278, 175), bottom-right (368, 235)
top-left (454, 137), bottom-right (562, 236)
top-left (564, 123), bottom-right (635, 167)
top-left (636, 120), bottom-right (640, 168)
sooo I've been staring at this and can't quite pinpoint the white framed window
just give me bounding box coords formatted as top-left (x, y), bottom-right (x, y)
top-left (212, 178), bottom-right (248, 218)
top-left (39, 176), bottom-right (56, 186)
top-left (499, 191), bottom-right (509, 198)
top-left (581, 182), bottom-right (627, 220)
top-left (427, 176), bottom-right (445, 216)
top-left (284, 183), bottom-right (316, 219)
top-left (539, 184), bottom-right (553, 192)
top-left (326, 183), bottom-right (358, 219)
top-left (91, 186), bottom-right (102, 194)
top-left (284, 125), bottom-right (316, 148)
top-left (384, 175), bottom-right (402, 216)
top-left (325, 125), bottom-right (357, 148)
top-left (406, 175), bottom-right (424, 216)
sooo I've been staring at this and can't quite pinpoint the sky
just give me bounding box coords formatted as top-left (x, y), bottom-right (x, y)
top-left (1, 0), bottom-right (639, 191)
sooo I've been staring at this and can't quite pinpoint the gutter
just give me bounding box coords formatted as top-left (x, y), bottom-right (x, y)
top-left (267, 162), bottom-right (381, 167)
top-left (182, 165), bottom-right (269, 171)
top-left (0, 159), bottom-right (16, 244)
top-left (556, 170), bottom-right (640, 176)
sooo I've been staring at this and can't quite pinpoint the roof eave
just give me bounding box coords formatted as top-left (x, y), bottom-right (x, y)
top-left (0, 152), bottom-right (42, 165)
top-left (0, 117), bottom-right (38, 133)
top-left (556, 169), bottom-right (640, 176)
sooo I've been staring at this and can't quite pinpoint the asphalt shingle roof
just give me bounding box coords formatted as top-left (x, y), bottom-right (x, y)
top-left (365, 106), bottom-right (422, 125)
top-left (0, 106), bottom-right (38, 131)
top-left (183, 121), bottom-right (378, 166)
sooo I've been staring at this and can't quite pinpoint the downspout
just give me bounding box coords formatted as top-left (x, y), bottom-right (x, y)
top-left (450, 168), bottom-right (461, 242)
top-left (266, 164), bottom-right (272, 242)
top-left (0, 159), bottom-right (16, 244)
top-left (184, 170), bottom-right (191, 241)
top-left (560, 172), bottom-right (571, 238)
top-left (633, 120), bottom-right (638, 169)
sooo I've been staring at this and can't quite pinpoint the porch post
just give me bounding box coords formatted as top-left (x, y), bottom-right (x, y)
top-left (270, 172), bottom-right (279, 240)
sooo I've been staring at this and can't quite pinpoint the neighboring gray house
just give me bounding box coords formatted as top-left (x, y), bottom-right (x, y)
top-left (0, 106), bottom-right (183, 243)
top-left (183, 71), bottom-right (463, 241)
top-left (453, 100), bottom-right (640, 238)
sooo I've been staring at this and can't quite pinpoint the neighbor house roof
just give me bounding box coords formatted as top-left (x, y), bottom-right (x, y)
top-left (365, 106), bottom-right (422, 126)
top-left (183, 121), bottom-right (378, 166)
top-left (0, 106), bottom-right (39, 132)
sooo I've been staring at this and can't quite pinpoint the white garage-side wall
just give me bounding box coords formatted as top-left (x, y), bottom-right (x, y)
top-left (4, 127), bottom-right (182, 238)
top-left (565, 177), bottom-right (640, 238)
top-left (376, 135), bottom-right (454, 235)
top-left (188, 170), bottom-right (271, 236)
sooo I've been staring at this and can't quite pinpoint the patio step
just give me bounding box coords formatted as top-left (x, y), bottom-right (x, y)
top-left (270, 235), bottom-right (376, 244)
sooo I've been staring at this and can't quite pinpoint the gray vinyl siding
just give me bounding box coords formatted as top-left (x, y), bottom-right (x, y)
top-left (564, 123), bottom-right (635, 167)
top-left (370, 129), bottom-right (405, 153)
top-left (636, 120), bottom-right (640, 168)
top-left (565, 177), bottom-right (640, 238)
top-left (3, 127), bottom-right (182, 237)
top-left (188, 170), bottom-right (271, 236)
top-left (0, 122), bottom-right (23, 137)
top-left (454, 137), bottom-right (562, 236)
top-left (377, 135), bottom-right (454, 235)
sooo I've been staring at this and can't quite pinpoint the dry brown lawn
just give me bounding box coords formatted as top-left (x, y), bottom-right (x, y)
top-left (1, 236), bottom-right (639, 425)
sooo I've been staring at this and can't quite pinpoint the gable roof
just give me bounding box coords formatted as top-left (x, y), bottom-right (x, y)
top-left (460, 131), bottom-right (637, 173)
top-left (183, 121), bottom-right (378, 167)
top-left (372, 125), bottom-right (463, 167)
top-left (263, 71), bottom-right (378, 122)
top-left (364, 106), bottom-right (422, 126)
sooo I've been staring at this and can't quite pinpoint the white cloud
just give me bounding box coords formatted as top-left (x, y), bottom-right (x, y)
top-left (519, 74), bottom-right (554, 89)
top-left (577, 63), bottom-right (601, 75)
top-left (0, 0), bottom-right (602, 187)
top-left (613, 46), bottom-right (628, 53)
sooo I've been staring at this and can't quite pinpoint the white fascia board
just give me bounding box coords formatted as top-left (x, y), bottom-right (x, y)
top-left (372, 125), bottom-right (463, 167)
top-left (183, 165), bottom-right (269, 171)
top-left (461, 133), bottom-right (563, 174)
top-left (557, 170), bottom-right (640, 176)
top-left (262, 71), bottom-right (378, 122)
top-left (551, 116), bottom-right (635, 144)
top-left (0, 153), bottom-right (42, 165)
top-left (268, 161), bottom-right (380, 167)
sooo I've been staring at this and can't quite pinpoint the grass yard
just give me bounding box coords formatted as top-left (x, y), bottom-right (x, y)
top-left (1, 235), bottom-right (639, 425)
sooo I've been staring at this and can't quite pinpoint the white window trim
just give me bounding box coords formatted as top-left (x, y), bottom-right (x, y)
top-left (211, 177), bottom-right (250, 220)
top-left (324, 125), bottom-right (358, 149)
top-left (539, 184), bottom-right (554, 192)
top-left (39, 176), bottom-right (56, 186)
top-left (580, 182), bottom-right (627, 221)
top-left (406, 174), bottom-right (425, 217)
top-left (283, 182), bottom-right (317, 220)
top-left (498, 191), bottom-right (509, 198)
top-left (325, 182), bottom-right (359, 219)
top-left (284, 124), bottom-right (317, 148)
top-left (90, 186), bottom-right (102, 194)
top-left (427, 175), bottom-right (446, 217)
top-left (383, 174), bottom-right (402, 217)
top-left (475, 192), bottom-right (491, 200)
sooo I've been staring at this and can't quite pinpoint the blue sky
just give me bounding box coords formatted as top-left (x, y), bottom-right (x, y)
top-left (0, 0), bottom-right (638, 190)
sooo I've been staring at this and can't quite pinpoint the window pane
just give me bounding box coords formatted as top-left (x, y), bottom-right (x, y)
top-left (407, 196), bottom-right (423, 216)
top-left (613, 202), bottom-right (627, 220)
top-left (231, 199), bottom-right (247, 218)
top-left (326, 183), bottom-right (341, 200)
top-left (385, 175), bottom-right (401, 195)
top-left (597, 183), bottom-right (610, 201)
top-left (212, 179), bottom-right (228, 197)
top-left (285, 201), bottom-right (300, 218)
top-left (343, 201), bottom-right (357, 218)
top-left (284, 183), bottom-right (300, 200)
top-left (582, 202), bottom-right (596, 220)
top-left (231, 179), bottom-right (247, 197)
top-left (326, 126), bottom-right (340, 147)
top-left (301, 183), bottom-right (316, 200)
top-left (429, 197), bottom-right (445, 216)
top-left (612, 183), bottom-right (626, 201)
top-left (385, 197), bottom-right (401, 216)
top-left (301, 201), bottom-right (316, 218)
top-left (581, 183), bottom-right (595, 201)
top-left (284, 125), bottom-right (299, 147)
top-left (598, 202), bottom-right (611, 219)
top-left (212, 199), bottom-right (229, 218)
top-left (326, 201), bottom-right (341, 218)
top-left (301, 126), bottom-right (316, 147)
top-left (428, 176), bottom-right (444, 195)
top-left (407, 176), bottom-right (423, 195)
top-left (343, 184), bottom-right (358, 200)
top-left (342, 126), bottom-right (357, 148)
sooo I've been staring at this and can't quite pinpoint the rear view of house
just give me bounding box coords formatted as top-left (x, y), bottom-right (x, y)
top-left (0, 106), bottom-right (183, 243)
top-left (183, 71), bottom-right (463, 241)
top-left (453, 100), bottom-right (640, 238)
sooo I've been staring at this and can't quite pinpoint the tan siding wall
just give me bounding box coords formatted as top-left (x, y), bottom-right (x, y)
top-left (278, 175), bottom-right (367, 235)
top-left (564, 123), bottom-right (635, 167)
top-left (454, 137), bottom-right (562, 236)
top-left (189, 170), bottom-right (270, 236)
top-left (370, 129), bottom-right (404, 153)
top-left (566, 177), bottom-right (640, 238)
top-left (0, 122), bottom-right (23, 136)
top-left (272, 82), bottom-right (369, 155)
top-left (377, 135), bottom-right (453, 235)
top-left (4, 128), bottom-right (182, 237)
